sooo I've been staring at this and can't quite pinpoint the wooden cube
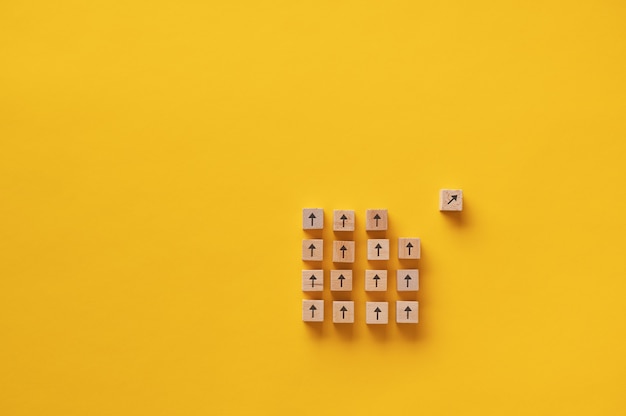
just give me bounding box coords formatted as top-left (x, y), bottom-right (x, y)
top-left (439, 189), bottom-right (463, 211)
top-left (333, 210), bottom-right (355, 231)
top-left (332, 301), bottom-right (354, 323)
top-left (330, 270), bottom-right (353, 291)
top-left (398, 238), bottom-right (421, 259)
top-left (367, 239), bottom-right (389, 260)
top-left (303, 208), bottom-right (324, 229)
top-left (365, 270), bottom-right (387, 291)
top-left (302, 300), bottom-right (324, 322)
top-left (396, 301), bottom-right (418, 324)
top-left (366, 302), bottom-right (388, 324)
top-left (365, 209), bottom-right (388, 231)
top-left (302, 239), bottom-right (323, 261)
top-left (397, 269), bottom-right (419, 291)
top-left (333, 240), bottom-right (355, 263)
top-left (302, 270), bottom-right (323, 292)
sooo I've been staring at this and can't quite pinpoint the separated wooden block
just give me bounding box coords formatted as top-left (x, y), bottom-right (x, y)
top-left (366, 302), bottom-right (388, 324)
top-left (333, 210), bottom-right (355, 231)
top-left (333, 240), bottom-right (355, 263)
top-left (332, 301), bottom-right (354, 323)
top-left (396, 301), bottom-right (419, 324)
top-left (365, 209), bottom-right (388, 231)
top-left (396, 269), bottom-right (419, 291)
top-left (302, 270), bottom-right (323, 292)
top-left (367, 239), bottom-right (389, 260)
top-left (330, 270), bottom-right (353, 291)
top-left (302, 300), bottom-right (324, 322)
top-left (398, 238), bottom-right (421, 259)
top-left (302, 239), bottom-right (323, 261)
top-left (303, 208), bottom-right (324, 229)
top-left (439, 189), bottom-right (463, 211)
top-left (365, 270), bottom-right (387, 291)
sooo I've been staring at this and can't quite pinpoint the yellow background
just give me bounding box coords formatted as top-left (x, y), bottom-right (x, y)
top-left (1, 1), bottom-right (626, 414)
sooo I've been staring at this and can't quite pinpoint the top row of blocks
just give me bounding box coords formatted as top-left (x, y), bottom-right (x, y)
top-left (304, 209), bottom-right (388, 231)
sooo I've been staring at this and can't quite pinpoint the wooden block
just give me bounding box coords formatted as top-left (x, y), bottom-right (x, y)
top-left (333, 240), bottom-right (355, 263)
top-left (396, 269), bottom-right (419, 291)
top-left (332, 301), bottom-right (354, 323)
top-left (303, 208), bottom-right (324, 229)
top-left (365, 209), bottom-right (388, 231)
top-left (366, 302), bottom-right (388, 324)
top-left (333, 210), bottom-right (355, 231)
top-left (439, 189), bottom-right (463, 211)
top-left (367, 239), bottom-right (389, 260)
top-left (302, 300), bottom-right (324, 322)
top-left (396, 301), bottom-right (419, 323)
top-left (398, 238), bottom-right (421, 259)
top-left (330, 270), bottom-right (353, 291)
top-left (302, 270), bottom-right (323, 292)
top-left (302, 239), bottom-right (323, 261)
top-left (365, 270), bottom-right (387, 291)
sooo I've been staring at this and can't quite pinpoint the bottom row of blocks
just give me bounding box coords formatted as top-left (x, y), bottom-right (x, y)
top-left (302, 300), bottom-right (418, 324)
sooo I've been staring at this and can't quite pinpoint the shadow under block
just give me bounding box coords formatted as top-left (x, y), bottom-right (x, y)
top-left (330, 270), bottom-right (353, 291)
top-left (398, 238), bottom-right (421, 259)
top-left (302, 300), bottom-right (324, 322)
top-left (365, 209), bottom-right (388, 231)
top-left (303, 208), bottom-right (324, 229)
top-left (366, 301), bottom-right (389, 324)
top-left (333, 240), bottom-right (355, 263)
top-left (302, 239), bottom-right (323, 261)
top-left (439, 189), bottom-right (463, 211)
top-left (333, 209), bottom-right (355, 231)
top-left (397, 269), bottom-right (419, 292)
top-left (365, 270), bottom-right (388, 291)
top-left (332, 301), bottom-right (355, 323)
top-left (302, 270), bottom-right (323, 292)
top-left (396, 301), bottom-right (419, 324)
top-left (367, 239), bottom-right (389, 260)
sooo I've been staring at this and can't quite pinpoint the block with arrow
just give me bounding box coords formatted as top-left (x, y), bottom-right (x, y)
top-left (398, 238), bottom-right (421, 259)
top-left (332, 301), bottom-right (354, 323)
top-left (302, 270), bottom-right (324, 292)
top-left (302, 208), bottom-right (324, 229)
top-left (366, 302), bottom-right (388, 324)
top-left (302, 239), bottom-right (323, 261)
top-left (330, 270), bottom-right (353, 291)
top-left (396, 269), bottom-right (419, 292)
top-left (333, 209), bottom-right (355, 231)
top-left (367, 239), bottom-right (389, 260)
top-left (332, 240), bottom-right (355, 263)
top-left (396, 301), bottom-right (418, 323)
top-left (302, 300), bottom-right (324, 322)
top-left (365, 269), bottom-right (388, 291)
top-left (365, 209), bottom-right (388, 231)
top-left (439, 189), bottom-right (463, 211)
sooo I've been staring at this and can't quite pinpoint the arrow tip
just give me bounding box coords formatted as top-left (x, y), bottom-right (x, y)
top-left (309, 305), bottom-right (317, 310)
top-left (308, 244), bottom-right (316, 249)
top-left (375, 244), bottom-right (382, 249)
top-left (340, 214), bottom-right (347, 220)
top-left (405, 275), bottom-right (412, 280)
top-left (373, 214), bottom-right (381, 219)
top-left (406, 242), bottom-right (413, 248)
top-left (308, 213), bottom-right (316, 219)
top-left (404, 306), bottom-right (412, 312)
top-left (374, 307), bottom-right (382, 313)
top-left (340, 306), bottom-right (348, 312)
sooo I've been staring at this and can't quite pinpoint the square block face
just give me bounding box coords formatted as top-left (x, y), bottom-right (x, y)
top-left (397, 269), bottom-right (419, 291)
top-left (367, 239), bottom-right (389, 260)
top-left (333, 210), bottom-right (355, 231)
top-left (398, 238), bottom-right (421, 259)
top-left (396, 301), bottom-right (419, 324)
top-left (302, 300), bottom-right (324, 322)
top-left (440, 189), bottom-right (463, 211)
top-left (333, 240), bottom-right (355, 263)
top-left (302, 270), bottom-right (323, 292)
top-left (333, 301), bottom-right (354, 323)
top-left (366, 302), bottom-right (388, 324)
top-left (303, 208), bottom-right (324, 229)
top-left (365, 209), bottom-right (388, 231)
top-left (330, 270), bottom-right (353, 291)
top-left (365, 270), bottom-right (388, 291)
top-left (302, 239), bottom-right (323, 261)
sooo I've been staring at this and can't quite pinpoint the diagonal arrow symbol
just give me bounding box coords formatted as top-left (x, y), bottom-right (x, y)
top-left (447, 195), bottom-right (458, 205)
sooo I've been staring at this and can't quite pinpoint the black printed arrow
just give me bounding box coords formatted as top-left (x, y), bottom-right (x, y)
top-left (447, 195), bottom-right (458, 204)
top-left (340, 245), bottom-right (347, 258)
top-left (374, 307), bottom-right (382, 320)
top-left (308, 243), bottom-right (316, 257)
top-left (309, 274), bottom-right (317, 288)
top-left (340, 214), bottom-right (347, 227)
top-left (406, 242), bottom-right (413, 255)
top-left (337, 274), bottom-right (345, 287)
top-left (308, 212), bottom-right (316, 226)
top-left (375, 243), bottom-right (382, 256)
top-left (373, 213), bottom-right (381, 227)
top-left (340, 306), bottom-right (348, 319)
top-left (404, 274), bottom-right (412, 288)
top-left (373, 274), bottom-right (381, 288)
top-left (404, 306), bottom-right (412, 319)
top-left (309, 304), bottom-right (317, 318)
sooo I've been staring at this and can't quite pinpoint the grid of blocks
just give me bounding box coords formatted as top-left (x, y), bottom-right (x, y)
top-left (301, 208), bottom-right (420, 325)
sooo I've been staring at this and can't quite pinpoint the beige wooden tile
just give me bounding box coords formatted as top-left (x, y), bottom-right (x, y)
top-left (367, 239), bottom-right (389, 260)
top-left (302, 269), bottom-right (323, 292)
top-left (398, 238), bottom-right (420, 259)
top-left (396, 301), bottom-right (419, 324)
top-left (303, 208), bottom-right (324, 229)
top-left (365, 302), bottom-right (388, 324)
top-left (333, 240), bottom-right (355, 263)
top-left (302, 239), bottom-right (323, 261)
top-left (330, 270), bottom-right (352, 291)
top-left (364, 270), bottom-right (387, 291)
top-left (333, 210), bottom-right (355, 231)
top-left (332, 301), bottom-right (354, 323)
top-left (302, 300), bottom-right (324, 322)
top-left (396, 269), bottom-right (419, 292)
top-left (365, 209), bottom-right (388, 231)
top-left (439, 189), bottom-right (463, 211)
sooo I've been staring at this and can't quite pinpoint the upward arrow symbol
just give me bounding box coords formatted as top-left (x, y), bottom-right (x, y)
top-left (373, 274), bottom-right (381, 288)
top-left (309, 274), bottom-right (317, 288)
top-left (340, 306), bottom-right (348, 319)
top-left (340, 245), bottom-right (347, 258)
top-left (375, 243), bottom-right (382, 256)
top-left (373, 213), bottom-right (381, 227)
top-left (404, 306), bottom-right (412, 319)
top-left (337, 274), bottom-right (345, 288)
top-left (374, 307), bottom-right (381, 320)
top-left (308, 212), bottom-right (316, 226)
top-left (404, 274), bottom-right (412, 288)
top-left (308, 243), bottom-right (316, 257)
top-left (309, 305), bottom-right (317, 318)
top-left (406, 242), bottom-right (413, 255)
top-left (340, 214), bottom-right (347, 227)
